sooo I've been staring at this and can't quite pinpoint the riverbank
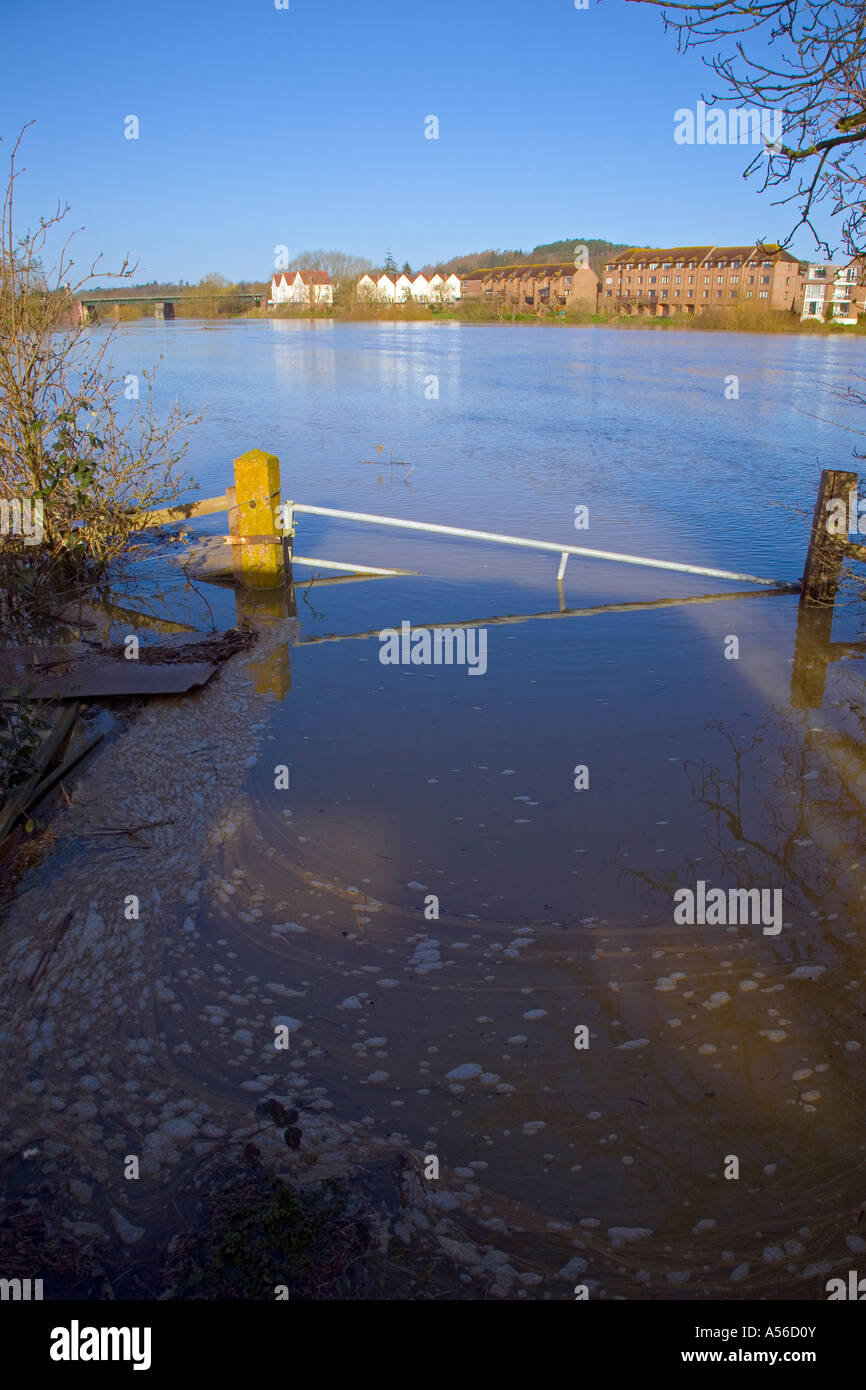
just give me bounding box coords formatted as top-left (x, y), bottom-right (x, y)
top-left (99, 301), bottom-right (866, 335)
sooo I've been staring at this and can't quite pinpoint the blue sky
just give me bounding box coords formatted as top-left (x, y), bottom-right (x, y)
top-left (1, 0), bottom-right (833, 283)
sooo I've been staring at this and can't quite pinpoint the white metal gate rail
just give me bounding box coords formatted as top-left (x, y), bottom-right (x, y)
top-left (287, 502), bottom-right (788, 587)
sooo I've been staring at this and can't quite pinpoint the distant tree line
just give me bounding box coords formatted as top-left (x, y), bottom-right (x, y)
top-left (85, 238), bottom-right (633, 304)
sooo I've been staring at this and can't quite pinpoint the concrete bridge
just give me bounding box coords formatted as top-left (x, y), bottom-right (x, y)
top-left (77, 293), bottom-right (263, 322)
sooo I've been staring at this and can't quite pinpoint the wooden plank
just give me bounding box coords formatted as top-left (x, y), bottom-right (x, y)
top-left (0, 645), bottom-right (91, 683)
top-left (141, 493), bottom-right (228, 527)
top-left (0, 704), bottom-right (80, 844)
top-left (27, 661), bottom-right (218, 699)
top-left (25, 731), bottom-right (104, 810)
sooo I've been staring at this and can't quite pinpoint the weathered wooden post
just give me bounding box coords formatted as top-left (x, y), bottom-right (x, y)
top-left (226, 483), bottom-right (241, 584)
top-left (800, 468), bottom-right (859, 605)
top-left (231, 449), bottom-right (287, 589)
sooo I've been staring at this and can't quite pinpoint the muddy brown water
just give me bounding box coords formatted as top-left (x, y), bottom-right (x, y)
top-left (2, 323), bottom-right (866, 1299)
top-left (1, 561), bottom-right (864, 1300)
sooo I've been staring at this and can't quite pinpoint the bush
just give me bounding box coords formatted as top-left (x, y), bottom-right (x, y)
top-left (0, 126), bottom-right (200, 623)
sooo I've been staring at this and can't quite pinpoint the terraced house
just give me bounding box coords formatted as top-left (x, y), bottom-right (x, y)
top-left (356, 271), bottom-right (462, 302)
top-left (600, 245), bottom-right (800, 315)
top-left (460, 261), bottom-right (598, 312)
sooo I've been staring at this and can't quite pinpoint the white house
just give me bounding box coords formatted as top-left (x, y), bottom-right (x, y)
top-left (356, 269), bottom-right (462, 303)
top-left (375, 273), bottom-right (398, 302)
top-left (801, 261), bottom-right (864, 324)
top-left (441, 273), bottom-right (461, 301)
top-left (270, 270), bottom-right (334, 307)
top-left (422, 272), bottom-right (461, 302)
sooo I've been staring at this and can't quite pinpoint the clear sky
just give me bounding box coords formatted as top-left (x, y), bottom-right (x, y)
top-left (0, 0), bottom-right (835, 283)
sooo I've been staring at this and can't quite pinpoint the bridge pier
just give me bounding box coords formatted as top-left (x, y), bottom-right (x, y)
top-left (154, 302), bottom-right (175, 320)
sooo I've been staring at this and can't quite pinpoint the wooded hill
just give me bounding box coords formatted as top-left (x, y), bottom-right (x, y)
top-left (422, 239), bottom-right (631, 279)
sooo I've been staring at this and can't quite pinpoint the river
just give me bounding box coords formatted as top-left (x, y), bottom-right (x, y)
top-left (2, 319), bottom-right (865, 1299)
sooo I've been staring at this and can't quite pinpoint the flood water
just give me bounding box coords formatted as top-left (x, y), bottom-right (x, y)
top-left (4, 320), bottom-right (866, 1299)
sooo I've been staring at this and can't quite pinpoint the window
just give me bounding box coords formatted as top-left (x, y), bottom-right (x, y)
top-left (732, 261), bottom-right (741, 269)
top-left (717, 275), bottom-right (724, 283)
top-left (837, 302), bottom-right (851, 314)
top-left (675, 262), bottom-right (683, 269)
top-left (717, 261), bottom-right (726, 268)
top-left (746, 291), bottom-right (753, 298)
top-left (662, 262), bottom-right (672, 269)
top-left (661, 289), bottom-right (668, 297)
top-left (674, 290), bottom-right (680, 297)
top-left (730, 276), bottom-right (739, 284)
top-left (565, 276), bottom-right (572, 285)
top-left (661, 275), bottom-right (670, 283)
top-left (748, 275), bottom-right (755, 284)
top-left (716, 290), bottom-right (723, 298)
top-left (649, 262), bottom-right (658, 269)
top-left (605, 290), bottom-right (612, 297)
top-left (605, 276), bottom-right (612, 284)
top-left (808, 301), bottom-right (818, 314)
top-left (649, 275), bottom-right (657, 283)
top-left (688, 275), bottom-right (695, 283)
top-left (702, 290), bottom-right (710, 297)
top-left (729, 290), bottom-right (737, 298)
top-left (759, 290), bottom-right (769, 298)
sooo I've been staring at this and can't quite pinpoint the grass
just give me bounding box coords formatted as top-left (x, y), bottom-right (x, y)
top-left (165, 1171), bottom-right (372, 1300)
top-left (98, 296), bottom-right (866, 335)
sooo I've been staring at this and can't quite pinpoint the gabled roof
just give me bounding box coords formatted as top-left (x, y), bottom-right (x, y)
top-left (472, 261), bottom-right (584, 281)
top-left (606, 244), bottom-right (796, 267)
top-left (272, 269), bottom-right (333, 284)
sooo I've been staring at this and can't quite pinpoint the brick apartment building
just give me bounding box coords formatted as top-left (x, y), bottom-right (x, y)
top-left (600, 245), bottom-right (800, 315)
top-left (460, 261), bottom-right (598, 312)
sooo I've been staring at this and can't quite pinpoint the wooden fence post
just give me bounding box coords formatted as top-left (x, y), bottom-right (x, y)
top-left (226, 484), bottom-right (241, 585)
top-left (232, 449), bottom-right (286, 589)
top-left (800, 468), bottom-right (859, 605)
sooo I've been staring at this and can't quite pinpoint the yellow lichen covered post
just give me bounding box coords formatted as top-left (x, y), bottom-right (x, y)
top-left (232, 449), bottom-right (286, 588)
